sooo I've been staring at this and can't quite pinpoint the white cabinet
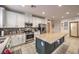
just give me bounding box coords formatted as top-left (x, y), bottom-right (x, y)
top-left (6, 11), bottom-right (34, 27)
top-left (6, 11), bottom-right (17, 27)
top-left (32, 17), bottom-right (39, 27)
top-left (32, 17), bottom-right (36, 27)
top-left (32, 17), bottom-right (46, 27)
top-left (16, 13), bottom-right (25, 27)
top-left (18, 35), bottom-right (23, 44)
top-left (25, 13), bottom-right (32, 23)
top-left (11, 35), bottom-right (18, 46)
top-left (21, 34), bottom-right (26, 43)
top-left (6, 11), bottom-right (25, 27)
top-left (0, 7), bottom-right (6, 28)
top-left (11, 34), bottom-right (26, 47)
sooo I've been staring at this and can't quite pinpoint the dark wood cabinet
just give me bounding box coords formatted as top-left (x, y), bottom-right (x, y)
top-left (36, 37), bottom-right (64, 54)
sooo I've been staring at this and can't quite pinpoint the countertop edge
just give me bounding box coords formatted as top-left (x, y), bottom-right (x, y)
top-left (36, 33), bottom-right (67, 44)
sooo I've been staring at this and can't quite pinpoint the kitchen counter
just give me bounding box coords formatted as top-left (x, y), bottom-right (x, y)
top-left (5, 33), bottom-right (25, 36)
top-left (0, 37), bottom-right (9, 53)
top-left (36, 32), bottom-right (67, 44)
top-left (36, 32), bottom-right (67, 54)
top-left (0, 33), bottom-right (29, 54)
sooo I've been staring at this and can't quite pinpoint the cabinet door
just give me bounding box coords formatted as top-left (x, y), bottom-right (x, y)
top-left (22, 34), bottom-right (26, 43)
top-left (6, 11), bottom-right (17, 27)
top-left (11, 35), bottom-right (25, 47)
top-left (19, 35), bottom-right (23, 44)
top-left (17, 35), bottom-right (24, 44)
top-left (0, 7), bottom-right (6, 27)
top-left (11, 35), bottom-right (22, 46)
top-left (32, 17), bottom-right (38, 27)
top-left (11, 35), bottom-right (18, 46)
top-left (16, 13), bottom-right (25, 27)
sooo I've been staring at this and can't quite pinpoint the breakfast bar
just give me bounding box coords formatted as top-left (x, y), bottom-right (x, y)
top-left (36, 32), bottom-right (67, 54)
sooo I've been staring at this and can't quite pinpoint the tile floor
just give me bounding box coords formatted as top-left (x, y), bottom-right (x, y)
top-left (11, 34), bottom-right (79, 54)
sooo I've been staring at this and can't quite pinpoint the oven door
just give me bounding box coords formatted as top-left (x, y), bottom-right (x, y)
top-left (26, 34), bottom-right (34, 39)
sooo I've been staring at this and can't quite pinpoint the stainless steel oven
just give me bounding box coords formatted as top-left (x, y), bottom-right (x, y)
top-left (26, 33), bottom-right (34, 42)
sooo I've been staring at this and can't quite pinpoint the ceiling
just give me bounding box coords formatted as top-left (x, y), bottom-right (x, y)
top-left (4, 5), bottom-right (79, 20)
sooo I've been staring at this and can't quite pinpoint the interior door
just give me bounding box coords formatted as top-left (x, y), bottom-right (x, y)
top-left (70, 22), bottom-right (78, 37)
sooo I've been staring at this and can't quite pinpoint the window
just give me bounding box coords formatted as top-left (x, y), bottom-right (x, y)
top-left (64, 22), bottom-right (68, 30)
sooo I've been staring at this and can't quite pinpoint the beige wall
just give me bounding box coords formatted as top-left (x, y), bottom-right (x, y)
top-left (53, 17), bottom-right (79, 33)
top-left (46, 20), bottom-right (53, 33)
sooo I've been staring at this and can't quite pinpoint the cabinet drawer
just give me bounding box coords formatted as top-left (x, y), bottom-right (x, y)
top-left (36, 38), bottom-right (45, 49)
top-left (60, 37), bottom-right (64, 44)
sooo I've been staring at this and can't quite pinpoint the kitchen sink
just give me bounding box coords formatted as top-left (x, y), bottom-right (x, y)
top-left (0, 37), bottom-right (6, 44)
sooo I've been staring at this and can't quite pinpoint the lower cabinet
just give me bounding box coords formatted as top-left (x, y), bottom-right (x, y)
top-left (10, 34), bottom-right (26, 47)
top-left (36, 38), bottom-right (55, 54)
top-left (36, 37), bottom-right (64, 54)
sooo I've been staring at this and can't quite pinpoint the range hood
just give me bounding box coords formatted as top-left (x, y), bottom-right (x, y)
top-left (0, 7), bottom-right (6, 28)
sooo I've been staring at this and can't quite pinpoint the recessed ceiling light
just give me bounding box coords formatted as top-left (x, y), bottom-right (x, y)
top-left (31, 5), bottom-right (36, 8)
top-left (21, 5), bottom-right (25, 7)
top-left (42, 11), bottom-right (45, 15)
top-left (66, 12), bottom-right (70, 14)
top-left (77, 13), bottom-right (79, 15)
top-left (53, 16), bottom-right (55, 18)
top-left (61, 16), bottom-right (64, 18)
top-left (58, 5), bottom-right (62, 7)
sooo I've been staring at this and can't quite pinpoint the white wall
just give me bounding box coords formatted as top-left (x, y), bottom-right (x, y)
top-left (53, 20), bottom-right (61, 32)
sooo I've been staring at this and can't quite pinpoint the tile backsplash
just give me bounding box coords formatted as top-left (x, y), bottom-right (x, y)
top-left (0, 28), bottom-right (25, 35)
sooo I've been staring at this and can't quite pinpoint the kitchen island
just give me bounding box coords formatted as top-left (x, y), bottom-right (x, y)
top-left (36, 32), bottom-right (67, 54)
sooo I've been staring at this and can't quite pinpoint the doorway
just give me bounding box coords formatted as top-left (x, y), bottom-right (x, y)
top-left (69, 22), bottom-right (78, 37)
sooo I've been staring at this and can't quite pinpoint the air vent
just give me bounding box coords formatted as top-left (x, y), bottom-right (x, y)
top-left (31, 5), bottom-right (36, 8)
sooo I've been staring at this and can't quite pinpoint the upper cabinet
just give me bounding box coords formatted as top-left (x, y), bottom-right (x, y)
top-left (32, 16), bottom-right (46, 27)
top-left (6, 10), bottom-right (47, 28)
top-left (32, 17), bottom-right (37, 27)
top-left (6, 11), bottom-right (17, 27)
top-left (25, 13), bottom-right (32, 23)
top-left (0, 7), bottom-right (6, 28)
top-left (16, 13), bottom-right (25, 27)
top-left (6, 11), bottom-right (25, 28)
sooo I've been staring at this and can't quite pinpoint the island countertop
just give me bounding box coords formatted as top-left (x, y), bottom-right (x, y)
top-left (36, 32), bottom-right (67, 44)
